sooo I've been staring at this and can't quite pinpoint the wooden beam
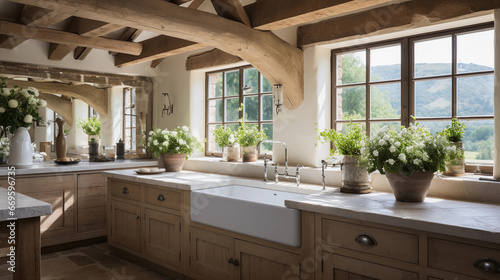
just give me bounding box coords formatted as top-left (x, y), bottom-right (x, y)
top-left (108, 28), bottom-right (143, 56)
top-left (297, 0), bottom-right (500, 47)
top-left (115, 36), bottom-right (203, 67)
top-left (150, 59), bottom-right (164, 68)
top-left (186, 48), bottom-right (242, 70)
top-left (244, 0), bottom-right (402, 30)
top-left (210, 0), bottom-right (251, 26)
top-left (9, 0), bottom-right (304, 109)
top-left (5, 80), bottom-right (108, 117)
top-left (38, 92), bottom-right (74, 126)
top-left (0, 6), bottom-right (71, 49)
top-left (49, 18), bottom-right (122, 61)
top-left (0, 20), bottom-right (142, 56)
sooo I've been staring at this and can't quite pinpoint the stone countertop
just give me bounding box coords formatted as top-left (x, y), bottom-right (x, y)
top-left (0, 159), bottom-right (158, 176)
top-left (285, 189), bottom-right (500, 244)
top-left (0, 187), bottom-right (52, 221)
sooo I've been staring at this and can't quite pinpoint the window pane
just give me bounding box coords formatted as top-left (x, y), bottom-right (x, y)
top-left (414, 79), bottom-right (451, 118)
top-left (225, 98), bottom-right (240, 122)
top-left (370, 83), bottom-right (401, 119)
top-left (244, 96), bottom-right (258, 122)
top-left (462, 119), bottom-right (494, 162)
top-left (370, 45), bottom-right (401, 82)
top-left (208, 72), bottom-right (223, 98)
top-left (243, 68), bottom-right (258, 94)
top-left (416, 120), bottom-right (449, 135)
top-left (370, 122), bottom-right (400, 137)
top-left (207, 124), bottom-right (222, 153)
top-left (225, 70), bottom-right (239, 96)
top-left (337, 50), bottom-right (366, 85)
top-left (336, 122), bottom-right (366, 135)
top-left (337, 86), bottom-right (366, 120)
top-left (261, 75), bottom-right (272, 93)
top-left (414, 36), bottom-right (452, 78)
top-left (457, 75), bottom-right (494, 117)
top-left (457, 29), bottom-right (494, 74)
top-left (226, 123), bottom-right (239, 133)
top-left (261, 123), bottom-right (273, 154)
top-left (261, 95), bottom-right (273, 121)
top-left (208, 99), bottom-right (223, 123)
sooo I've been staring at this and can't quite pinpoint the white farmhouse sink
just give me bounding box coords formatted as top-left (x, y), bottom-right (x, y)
top-left (190, 185), bottom-right (306, 247)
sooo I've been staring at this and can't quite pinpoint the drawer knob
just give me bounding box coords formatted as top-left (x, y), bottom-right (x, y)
top-left (228, 258), bottom-right (234, 264)
top-left (355, 233), bottom-right (378, 246)
top-left (122, 187), bottom-right (129, 194)
top-left (157, 194), bottom-right (165, 201)
top-left (474, 257), bottom-right (500, 273)
top-left (135, 215), bottom-right (139, 219)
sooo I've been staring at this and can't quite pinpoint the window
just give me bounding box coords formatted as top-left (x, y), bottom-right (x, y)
top-left (206, 66), bottom-right (273, 156)
top-left (123, 88), bottom-right (137, 151)
top-left (88, 106), bottom-right (99, 118)
top-left (332, 24), bottom-right (494, 165)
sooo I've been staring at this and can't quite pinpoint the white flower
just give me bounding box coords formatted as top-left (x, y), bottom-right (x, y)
top-left (380, 126), bottom-right (389, 133)
top-left (176, 146), bottom-right (180, 151)
top-left (394, 141), bottom-right (401, 147)
top-left (153, 140), bottom-right (159, 146)
top-left (0, 107), bottom-right (4, 113)
top-left (389, 138), bottom-right (394, 144)
top-left (378, 139), bottom-right (386, 146)
top-left (389, 145), bottom-right (396, 153)
top-left (162, 130), bottom-right (168, 135)
top-left (1, 88), bottom-right (10, 96)
top-left (383, 135), bottom-right (390, 141)
top-left (228, 134), bottom-right (235, 144)
top-left (182, 126), bottom-right (189, 132)
top-left (398, 153), bottom-right (406, 162)
top-left (163, 141), bottom-right (169, 147)
top-left (38, 99), bottom-right (47, 107)
top-left (23, 114), bottom-right (33, 123)
top-left (373, 150), bottom-right (379, 157)
top-left (149, 131), bottom-right (154, 136)
top-left (21, 89), bottom-right (30, 98)
top-left (413, 159), bottom-right (421, 165)
top-left (387, 158), bottom-right (395, 165)
top-left (8, 99), bottom-right (18, 108)
top-left (178, 139), bottom-right (186, 145)
top-left (28, 87), bottom-right (39, 96)
top-left (171, 131), bottom-right (178, 137)
top-left (29, 97), bottom-right (37, 104)
top-left (406, 146), bottom-right (413, 153)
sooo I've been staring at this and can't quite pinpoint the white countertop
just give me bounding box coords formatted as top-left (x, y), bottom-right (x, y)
top-left (104, 169), bottom-right (500, 245)
top-left (0, 159), bottom-right (158, 176)
top-left (0, 187), bottom-right (52, 221)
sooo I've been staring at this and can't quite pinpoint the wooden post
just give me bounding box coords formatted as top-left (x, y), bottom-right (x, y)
top-left (14, 217), bottom-right (41, 280)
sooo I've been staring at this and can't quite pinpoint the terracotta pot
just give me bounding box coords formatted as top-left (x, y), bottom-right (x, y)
top-left (341, 156), bottom-right (371, 194)
top-left (385, 171), bottom-right (434, 202)
top-left (161, 153), bottom-right (187, 172)
top-left (241, 146), bottom-right (257, 162)
top-left (222, 144), bottom-right (240, 162)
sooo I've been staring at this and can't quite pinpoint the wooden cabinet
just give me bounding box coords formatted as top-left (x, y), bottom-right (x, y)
top-left (189, 227), bottom-right (301, 280)
top-left (110, 200), bottom-right (141, 252)
top-left (77, 173), bottom-right (107, 234)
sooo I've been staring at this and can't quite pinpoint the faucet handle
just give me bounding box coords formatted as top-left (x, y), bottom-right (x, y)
top-left (295, 165), bottom-right (302, 186)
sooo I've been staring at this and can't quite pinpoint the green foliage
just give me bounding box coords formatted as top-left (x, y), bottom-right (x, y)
top-left (213, 126), bottom-right (236, 147)
top-left (0, 137), bottom-right (9, 157)
top-left (77, 116), bottom-right (101, 136)
top-left (317, 122), bottom-right (366, 157)
top-left (237, 123), bottom-right (266, 147)
top-left (440, 118), bottom-right (466, 142)
top-left (445, 144), bottom-right (465, 165)
top-left (148, 126), bottom-right (204, 158)
top-left (0, 77), bottom-right (46, 138)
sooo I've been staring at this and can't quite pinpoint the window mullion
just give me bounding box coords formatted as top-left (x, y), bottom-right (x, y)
top-left (452, 34), bottom-right (458, 118)
top-left (366, 48), bottom-right (371, 135)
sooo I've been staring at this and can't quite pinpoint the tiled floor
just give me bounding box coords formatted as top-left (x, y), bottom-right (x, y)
top-left (0, 243), bottom-right (173, 280)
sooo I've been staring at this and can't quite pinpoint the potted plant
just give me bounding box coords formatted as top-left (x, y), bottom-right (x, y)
top-left (148, 126), bottom-right (203, 172)
top-left (0, 77), bottom-right (46, 168)
top-left (77, 116), bottom-right (101, 142)
top-left (440, 118), bottom-right (466, 176)
top-left (365, 123), bottom-right (448, 202)
top-left (237, 122), bottom-right (266, 162)
top-left (214, 126), bottom-right (239, 162)
top-left (318, 122), bottom-right (371, 193)
top-left (0, 137), bottom-right (9, 165)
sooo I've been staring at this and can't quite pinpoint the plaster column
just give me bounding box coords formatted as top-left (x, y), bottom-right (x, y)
top-left (494, 9), bottom-right (500, 179)
top-left (69, 99), bottom-right (88, 150)
top-left (101, 87), bottom-right (123, 146)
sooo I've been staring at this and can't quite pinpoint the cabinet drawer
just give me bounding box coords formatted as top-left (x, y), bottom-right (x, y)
top-left (144, 186), bottom-right (181, 211)
top-left (110, 180), bottom-right (141, 202)
top-left (321, 218), bottom-right (419, 264)
top-left (428, 238), bottom-right (500, 279)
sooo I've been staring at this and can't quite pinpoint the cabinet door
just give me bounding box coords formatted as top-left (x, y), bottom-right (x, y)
top-left (235, 240), bottom-right (300, 280)
top-left (144, 208), bottom-right (181, 269)
top-left (77, 173), bottom-right (107, 233)
top-left (190, 227), bottom-right (234, 280)
top-left (110, 200), bottom-right (141, 252)
top-left (321, 252), bottom-right (418, 280)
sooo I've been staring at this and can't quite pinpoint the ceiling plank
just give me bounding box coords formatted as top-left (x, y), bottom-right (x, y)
top-left (245, 0), bottom-right (404, 30)
top-left (210, 0), bottom-right (251, 26)
top-left (5, 79), bottom-right (108, 117)
top-left (0, 20), bottom-right (142, 56)
top-left (38, 92), bottom-right (74, 126)
top-left (186, 48), bottom-right (242, 70)
top-left (49, 18), bottom-right (123, 61)
top-left (9, 0), bottom-right (304, 109)
top-left (0, 6), bottom-right (71, 49)
top-left (115, 36), bottom-right (203, 67)
top-left (297, 0), bottom-right (500, 47)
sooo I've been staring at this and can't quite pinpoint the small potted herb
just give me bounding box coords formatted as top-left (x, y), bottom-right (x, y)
top-left (237, 123), bottom-right (267, 162)
top-left (214, 126), bottom-right (239, 162)
top-left (77, 117), bottom-right (101, 143)
top-left (440, 118), bottom-right (466, 176)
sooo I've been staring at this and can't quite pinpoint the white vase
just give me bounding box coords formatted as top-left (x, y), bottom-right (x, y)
top-left (8, 127), bottom-right (33, 168)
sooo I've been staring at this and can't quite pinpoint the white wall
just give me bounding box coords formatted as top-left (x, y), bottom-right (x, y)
top-left (101, 87), bottom-right (123, 146)
top-left (68, 99), bottom-right (88, 149)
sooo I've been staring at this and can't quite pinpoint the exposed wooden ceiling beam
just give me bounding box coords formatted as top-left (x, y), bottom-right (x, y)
top-left (186, 48), bottom-right (242, 70)
top-left (5, 79), bottom-right (109, 117)
top-left (298, 0), bottom-right (500, 47)
top-left (245, 0), bottom-right (404, 30)
top-left (10, 0), bottom-right (304, 109)
top-left (115, 35), bottom-right (203, 67)
top-left (0, 20), bottom-right (142, 56)
top-left (38, 92), bottom-right (74, 126)
top-left (49, 18), bottom-right (123, 61)
top-left (108, 28), bottom-right (143, 56)
top-left (210, 0), bottom-right (251, 26)
top-left (0, 6), bottom-right (71, 49)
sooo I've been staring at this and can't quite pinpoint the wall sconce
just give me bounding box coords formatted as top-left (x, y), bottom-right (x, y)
top-left (273, 84), bottom-right (283, 115)
top-left (162, 92), bottom-right (173, 117)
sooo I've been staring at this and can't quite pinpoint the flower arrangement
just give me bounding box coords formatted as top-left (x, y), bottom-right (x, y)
top-left (213, 126), bottom-right (237, 147)
top-left (0, 77), bottom-right (46, 138)
top-left (317, 121), bottom-right (366, 156)
top-left (77, 117), bottom-right (101, 137)
top-left (365, 123), bottom-right (448, 176)
top-left (148, 126), bottom-right (203, 158)
top-left (441, 118), bottom-right (466, 143)
top-left (237, 123), bottom-right (267, 147)
top-left (0, 137), bottom-right (9, 158)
